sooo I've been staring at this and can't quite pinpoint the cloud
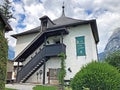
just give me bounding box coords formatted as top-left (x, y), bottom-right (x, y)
top-left (5, 0), bottom-right (120, 59)
top-left (0, 0), bottom-right (4, 5)
top-left (97, 12), bottom-right (120, 52)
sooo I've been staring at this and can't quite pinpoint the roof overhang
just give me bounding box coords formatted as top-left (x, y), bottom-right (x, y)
top-left (89, 20), bottom-right (99, 44)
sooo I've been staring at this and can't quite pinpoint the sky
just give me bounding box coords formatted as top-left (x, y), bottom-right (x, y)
top-left (3, 0), bottom-right (120, 59)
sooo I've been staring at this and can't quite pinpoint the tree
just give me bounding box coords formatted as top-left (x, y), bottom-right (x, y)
top-left (105, 51), bottom-right (120, 71)
top-left (0, 0), bottom-right (14, 21)
top-left (0, 0), bottom-right (13, 89)
top-left (71, 62), bottom-right (120, 90)
top-left (0, 31), bottom-right (8, 90)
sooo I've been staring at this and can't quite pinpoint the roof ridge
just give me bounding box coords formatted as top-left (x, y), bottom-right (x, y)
top-left (63, 16), bottom-right (85, 21)
top-left (53, 15), bottom-right (85, 22)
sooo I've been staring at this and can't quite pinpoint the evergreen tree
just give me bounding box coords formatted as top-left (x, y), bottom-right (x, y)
top-left (105, 51), bottom-right (120, 71)
top-left (0, 0), bottom-right (14, 21)
top-left (0, 0), bottom-right (13, 89)
top-left (0, 30), bottom-right (8, 90)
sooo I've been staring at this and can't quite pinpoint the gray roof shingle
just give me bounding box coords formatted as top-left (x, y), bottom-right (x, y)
top-left (53, 16), bottom-right (85, 27)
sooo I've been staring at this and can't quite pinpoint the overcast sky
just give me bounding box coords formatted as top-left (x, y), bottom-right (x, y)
top-left (5, 0), bottom-right (120, 54)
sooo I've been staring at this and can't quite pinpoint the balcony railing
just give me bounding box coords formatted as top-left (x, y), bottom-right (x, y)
top-left (43, 44), bottom-right (66, 57)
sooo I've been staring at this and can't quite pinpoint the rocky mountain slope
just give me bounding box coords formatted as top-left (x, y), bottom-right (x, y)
top-left (98, 27), bottom-right (120, 61)
top-left (104, 27), bottom-right (120, 53)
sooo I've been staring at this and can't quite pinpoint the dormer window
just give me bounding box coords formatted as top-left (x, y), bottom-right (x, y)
top-left (39, 15), bottom-right (54, 32)
top-left (41, 20), bottom-right (47, 31)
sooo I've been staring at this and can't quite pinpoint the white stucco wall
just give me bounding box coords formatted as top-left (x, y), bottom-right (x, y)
top-left (26, 57), bottom-right (61, 84)
top-left (63, 24), bottom-right (98, 80)
top-left (15, 33), bottom-right (38, 57)
top-left (26, 65), bottom-right (43, 84)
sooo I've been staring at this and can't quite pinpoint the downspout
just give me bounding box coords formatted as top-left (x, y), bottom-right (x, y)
top-left (16, 61), bottom-right (20, 82)
top-left (43, 58), bottom-right (46, 84)
top-left (61, 32), bottom-right (64, 52)
top-left (43, 36), bottom-right (47, 84)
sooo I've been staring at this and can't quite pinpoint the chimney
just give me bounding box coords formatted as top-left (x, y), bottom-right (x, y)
top-left (39, 15), bottom-right (48, 32)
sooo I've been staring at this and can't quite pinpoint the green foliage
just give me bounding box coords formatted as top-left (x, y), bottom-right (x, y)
top-left (83, 87), bottom-right (89, 90)
top-left (33, 85), bottom-right (57, 90)
top-left (58, 53), bottom-right (66, 85)
top-left (71, 62), bottom-right (120, 90)
top-left (105, 51), bottom-right (120, 71)
top-left (0, 31), bottom-right (8, 90)
top-left (0, 21), bottom-right (5, 31)
top-left (64, 87), bottom-right (72, 90)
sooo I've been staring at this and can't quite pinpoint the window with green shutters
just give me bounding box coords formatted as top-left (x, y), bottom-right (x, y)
top-left (76, 36), bottom-right (86, 56)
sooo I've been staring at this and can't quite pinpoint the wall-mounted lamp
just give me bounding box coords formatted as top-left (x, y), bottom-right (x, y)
top-left (39, 70), bottom-right (43, 83)
top-left (39, 70), bottom-right (43, 75)
top-left (36, 72), bottom-right (39, 83)
top-left (68, 67), bottom-right (72, 72)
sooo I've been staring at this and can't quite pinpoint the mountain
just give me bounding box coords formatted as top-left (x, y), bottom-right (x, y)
top-left (98, 27), bottom-right (120, 61)
top-left (104, 27), bottom-right (120, 54)
top-left (98, 52), bottom-right (105, 62)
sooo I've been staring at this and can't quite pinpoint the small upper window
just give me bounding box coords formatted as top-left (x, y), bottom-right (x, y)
top-left (42, 20), bottom-right (47, 31)
top-left (54, 38), bottom-right (60, 44)
top-left (55, 40), bottom-right (60, 44)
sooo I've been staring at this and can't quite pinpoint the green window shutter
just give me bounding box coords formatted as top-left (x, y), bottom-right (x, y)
top-left (76, 36), bottom-right (86, 56)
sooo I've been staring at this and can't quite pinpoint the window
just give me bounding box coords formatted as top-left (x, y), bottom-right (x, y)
top-left (76, 36), bottom-right (86, 56)
top-left (42, 20), bottom-right (47, 31)
top-left (55, 40), bottom-right (60, 44)
top-left (53, 38), bottom-right (60, 44)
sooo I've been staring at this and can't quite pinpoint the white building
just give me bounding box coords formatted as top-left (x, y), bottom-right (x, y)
top-left (12, 6), bottom-right (99, 85)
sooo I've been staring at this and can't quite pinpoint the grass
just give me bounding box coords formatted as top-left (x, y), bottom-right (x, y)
top-left (5, 88), bottom-right (16, 90)
top-left (33, 85), bottom-right (58, 90)
top-left (33, 85), bottom-right (73, 90)
top-left (64, 87), bottom-right (72, 90)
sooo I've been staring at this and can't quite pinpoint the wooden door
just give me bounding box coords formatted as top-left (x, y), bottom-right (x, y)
top-left (48, 68), bottom-right (60, 85)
